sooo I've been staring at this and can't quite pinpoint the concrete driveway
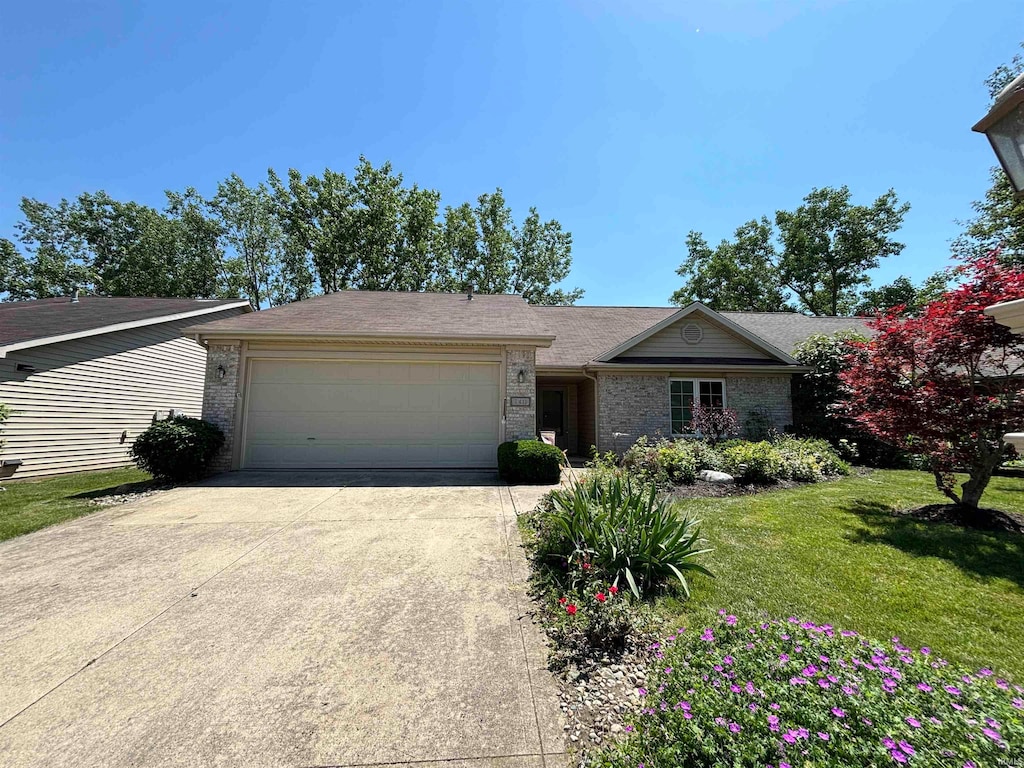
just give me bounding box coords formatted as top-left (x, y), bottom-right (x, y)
top-left (0, 472), bottom-right (564, 768)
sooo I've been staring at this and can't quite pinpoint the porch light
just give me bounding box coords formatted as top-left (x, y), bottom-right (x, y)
top-left (517, 368), bottom-right (526, 384)
top-left (973, 70), bottom-right (1024, 196)
top-left (216, 364), bottom-right (227, 380)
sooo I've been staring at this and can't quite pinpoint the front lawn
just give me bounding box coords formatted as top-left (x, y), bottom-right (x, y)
top-left (0, 467), bottom-right (152, 542)
top-left (659, 470), bottom-right (1024, 679)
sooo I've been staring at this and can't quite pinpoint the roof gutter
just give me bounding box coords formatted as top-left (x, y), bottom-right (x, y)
top-left (0, 300), bottom-right (252, 359)
top-left (187, 329), bottom-right (556, 348)
top-left (582, 362), bottom-right (809, 374)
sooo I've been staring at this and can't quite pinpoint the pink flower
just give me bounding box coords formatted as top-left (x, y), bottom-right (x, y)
top-left (891, 750), bottom-right (907, 763)
top-left (565, 604), bottom-right (577, 615)
top-left (818, 732), bottom-right (830, 741)
top-left (728, 722), bottom-right (741, 733)
top-left (608, 585), bottom-right (618, 595)
top-left (831, 707), bottom-right (846, 718)
top-left (595, 592), bottom-right (607, 603)
top-left (906, 717), bottom-right (921, 728)
top-left (917, 682), bottom-right (932, 692)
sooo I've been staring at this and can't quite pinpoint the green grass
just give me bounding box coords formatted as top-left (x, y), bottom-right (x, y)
top-left (660, 470), bottom-right (1024, 679)
top-left (0, 467), bottom-right (152, 542)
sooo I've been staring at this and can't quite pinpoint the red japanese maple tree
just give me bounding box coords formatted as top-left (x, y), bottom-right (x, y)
top-left (838, 256), bottom-right (1024, 510)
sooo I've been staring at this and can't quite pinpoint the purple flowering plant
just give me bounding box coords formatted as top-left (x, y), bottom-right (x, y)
top-left (588, 613), bottom-right (1023, 767)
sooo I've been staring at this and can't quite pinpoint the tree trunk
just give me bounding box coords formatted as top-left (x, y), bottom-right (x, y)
top-left (959, 443), bottom-right (1005, 510)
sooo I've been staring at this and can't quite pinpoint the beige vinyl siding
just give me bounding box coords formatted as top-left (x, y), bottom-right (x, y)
top-left (621, 317), bottom-right (772, 360)
top-left (0, 311), bottom-right (246, 479)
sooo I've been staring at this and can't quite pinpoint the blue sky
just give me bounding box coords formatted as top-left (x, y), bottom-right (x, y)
top-left (1, 0), bottom-right (1020, 306)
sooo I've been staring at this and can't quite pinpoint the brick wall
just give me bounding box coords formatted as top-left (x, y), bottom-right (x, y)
top-left (596, 372), bottom-right (795, 451)
top-left (202, 343), bottom-right (241, 472)
top-left (725, 374), bottom-right (793, 435)
top-left (504, 347), bottom-right (537, 441)
top-left (597, 374), bottom-right (670, 452)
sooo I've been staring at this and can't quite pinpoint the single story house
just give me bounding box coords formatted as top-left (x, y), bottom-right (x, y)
top-left (0, 296), bottom-right (251, 478)
top-left (185, 290), bottom-right (867, 472)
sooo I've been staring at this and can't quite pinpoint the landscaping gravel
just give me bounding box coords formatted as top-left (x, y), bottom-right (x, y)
top-left (556, 639), bottom-right (655, 763)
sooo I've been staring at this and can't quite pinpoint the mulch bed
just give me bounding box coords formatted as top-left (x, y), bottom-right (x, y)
top-left (665, 479), bottom-right (799, 500)
top-left (895, 503), bottom-right (1024, 534)
top-left (664, 469), bottom-right (871, 501)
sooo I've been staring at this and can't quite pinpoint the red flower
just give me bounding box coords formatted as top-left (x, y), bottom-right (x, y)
top-left (608, 586), bottom-right (619, 595)
top-left (582, 562), bottom-right (592, 570)
top-left (558, 596), bottom-right (567, 605)
top-left (595, 592), bottom-right (607, 603)
top-left (566, 604), bottom-right (578, 615)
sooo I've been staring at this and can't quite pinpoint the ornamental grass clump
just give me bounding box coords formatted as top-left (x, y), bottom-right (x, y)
top-left (539, 475), bottom-right (713, 599)
top-left (589, 613), bottom-right (1023, 768)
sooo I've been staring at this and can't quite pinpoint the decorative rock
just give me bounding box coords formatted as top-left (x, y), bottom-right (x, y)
top-left (698, 469), bottom-right (735, 484)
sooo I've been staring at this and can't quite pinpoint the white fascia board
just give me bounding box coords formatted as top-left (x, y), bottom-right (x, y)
top-left (985, 298), bottom-right (1024, 334)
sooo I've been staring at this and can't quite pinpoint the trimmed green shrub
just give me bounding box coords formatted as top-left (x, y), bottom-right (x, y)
top-left (658, 442), bottom-right (698, 485)
top-left (622, 436), bottom-right (671, 486)
top-left (776, 435), bottom-right (851, 480)
top-left (722, 440), bottom-right (787, 484)
top-left (130, 416), bottom-right (225, 482)
top-left (622, 438), bottom-right (727, 487)
top-left (497, 439), bottom-right (563, 484)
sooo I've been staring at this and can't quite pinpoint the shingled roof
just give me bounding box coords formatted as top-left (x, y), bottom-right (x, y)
top-left (0, 296), bottom-right (250, 353)
top-left (533, 306), bottom-right (871, 367)
top-left (182, 290), bottom-right (871, 365)
top-left (186, 290), bottom-right (555, 343)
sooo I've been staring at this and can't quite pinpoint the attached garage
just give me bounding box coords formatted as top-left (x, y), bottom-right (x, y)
top-left (186, 291), bottom-right (553, 473)
top-left (242, 358), bottom-right (501, 469)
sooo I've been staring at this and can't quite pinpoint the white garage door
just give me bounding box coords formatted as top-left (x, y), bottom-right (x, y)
top-left (243, 359), bottom-right (500, 469)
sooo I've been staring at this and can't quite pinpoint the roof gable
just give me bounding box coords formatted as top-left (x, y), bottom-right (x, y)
top-left (594, 302), bottom-right (800, 365)
top-left (0, 297), bottom-right (251, 357)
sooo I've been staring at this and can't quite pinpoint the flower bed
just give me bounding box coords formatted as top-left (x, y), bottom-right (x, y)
top-left (608, 436), bottom-right (851, 489)
top-left (587, 613), bottom-right (1023, 767)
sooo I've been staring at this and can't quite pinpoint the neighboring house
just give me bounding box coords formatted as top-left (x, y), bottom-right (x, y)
top-left (0, 296), bottom-right (251, 478)
top-left (185, 290), bottom-right (867, 472)
top-left (985, 297), bottom-right (1024, 452)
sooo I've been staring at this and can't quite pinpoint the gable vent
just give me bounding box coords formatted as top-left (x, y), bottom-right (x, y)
top-left (680, 322), bottom-right (703, 345)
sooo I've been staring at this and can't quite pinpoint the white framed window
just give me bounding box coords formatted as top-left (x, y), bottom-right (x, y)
top-left (670, 378), bottom-right (726, 436)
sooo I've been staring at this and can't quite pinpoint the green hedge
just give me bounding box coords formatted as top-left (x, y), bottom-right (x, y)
top-left (497, 440), bottom-right (563, 484)
top-left (130, 416), bottom-right (225, 482)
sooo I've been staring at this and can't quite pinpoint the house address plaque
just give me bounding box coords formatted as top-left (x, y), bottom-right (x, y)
top-left (510, 396), bottom-right (532, 407)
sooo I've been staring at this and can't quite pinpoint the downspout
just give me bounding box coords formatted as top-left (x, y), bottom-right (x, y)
top-left (582, 365), bottom-right (599, 456)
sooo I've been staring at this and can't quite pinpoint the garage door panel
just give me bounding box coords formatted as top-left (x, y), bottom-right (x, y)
top-left (243, 359), bottom-right (500, 469)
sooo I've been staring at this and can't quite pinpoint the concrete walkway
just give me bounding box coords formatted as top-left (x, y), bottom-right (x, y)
top-left (0, 471), bottom-right (565, 767)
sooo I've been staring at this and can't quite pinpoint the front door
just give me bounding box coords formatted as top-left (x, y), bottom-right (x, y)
top-left (540, 389), bottom-right (565, 448)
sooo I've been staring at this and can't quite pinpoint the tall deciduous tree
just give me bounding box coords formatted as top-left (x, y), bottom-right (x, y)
top-left (209, 174), bottom-right (285, 309)
top-left (671, 218), bottom-right (788, 311)
top-left (6, 198), bottom-right (92, 299)
top-left (672, 187), bottom-right (909, 315)
top-left (852, 272), bottom-right (950, 316)
top-left (953, 42), bottom-right (1024, 267)
top-left (837, 256), bottom-right (1024, 512)
top-left (74, 190), bottom-right (223, 298)
top-left (436, 189), bottom-right (581, 304)
top-left (775, 186), bottom-right (910, 316)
